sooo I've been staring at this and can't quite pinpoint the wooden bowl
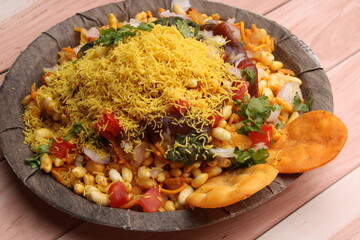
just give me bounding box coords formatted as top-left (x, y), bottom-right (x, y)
top-left (0, 0), bottom-right (333, 231)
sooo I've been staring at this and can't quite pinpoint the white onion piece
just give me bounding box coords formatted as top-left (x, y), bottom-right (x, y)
top-left (150, 168), bottom-right (163, 178)
top-left (160, 10), bottom-right (192, 20)
top-left (227, 66), bottom-right (241, 77)
top-left (83, 147), bottom-right (110, 164)
top-left (171, 0), bottom-right (191, 11)
top-left (75, 155), bottom-right (84, 167)
top-left (203, 19), bottom-right (219, 25)
top-left (277, 82), bottom-right (303, 107)
top-left (227, 18), bottom-right (236, 24)
top-left (128, 18), bottom-right (141, 27)
top-left (257, 67), bottom-right (266, 80)
top-left (43, 66), bottom-right (59, 72)
top-left (211, 147), bottom-right (235, 158)
top-left (252, 143), bottom-right (269, 151)
top-left (227, 52), bottom-right (246, 66)
top-left (86, 27), bottom-right (100, 39)
top-left (132, 141), bottom-right (148, 167)
top-left (266, 109), bottom-right (281, 123)
top-left (73, 46), bottom-right (81, 55)
top-left (226, 20), bottom-right (241, 40)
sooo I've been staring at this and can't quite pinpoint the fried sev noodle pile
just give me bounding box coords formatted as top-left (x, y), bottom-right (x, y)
top-left (22, 3), bottom-right (347, 211)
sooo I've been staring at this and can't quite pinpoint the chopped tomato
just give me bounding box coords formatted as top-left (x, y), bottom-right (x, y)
top-left (108, 181), bottom-right (129, 208)
top-left (138, 187), bottom-right (163, 212)
top-left (209, 113), bottom-right (223, 127)
top-left (94, 111), bottom-right (123, 141)
top-left (232, 81), bottom-right (249, 101)
top-left (237, 59), bottom-right (258, 97)
top-left (168, 99), bottom-right (190, 114)
top-left (248, 125), bottom-right (273, 147)
top-left (49, 138), bottom-right (76, 158)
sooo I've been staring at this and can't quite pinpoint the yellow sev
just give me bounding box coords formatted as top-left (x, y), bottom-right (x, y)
top-left (24, 25), bottom-right (238, 150)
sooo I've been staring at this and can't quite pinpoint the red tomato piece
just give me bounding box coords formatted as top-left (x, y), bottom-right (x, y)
top-left (94, 111), bottom-right (123, 141)
top-left (237, 59), bottom-right (258, 97)
top-left (108, 181), bottom-right (129, 208)
top-left (248, 125), bottom-right (273, 147)
top-left (168, 99), bottom-right (190, 115)
top-left (138, 187), bottom-right (163, 212)
top-left (208, 113), bottom-right (223, 127)
top-left (232, 81), bottom-right (249, 101)
top-left (49, 138), bottom-right (76, 158)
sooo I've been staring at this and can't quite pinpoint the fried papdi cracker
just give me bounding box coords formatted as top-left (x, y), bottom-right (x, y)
top-left (267, 110), bottom-right (348, 173)
top-left (186, 164), bottom-right (278, 208)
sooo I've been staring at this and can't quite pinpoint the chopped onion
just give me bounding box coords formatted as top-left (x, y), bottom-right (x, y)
top-left (211, 147), bottom-right (235, 158)
top-left (43, 66), bottom-right (58, 72)
top-left (227, 66), bottom-right (241, 77)
top-left (132, 141), bottom-right (148, 167)
top-left (150, 168), bottom-right (163, 178)
top-left (277, 82), bottom-right (302, 107)
top-left (85, 27), bottom-right (99, 39)
top-left (227, 18), bottom-right (236, 24)
top-left (171, 0), bottom-right (191, 11)
top-left (226, 20), bottom-right (241, 40)
top-left (227, 52), bottom-right (247, 66)
top-left (83, 147), bottom-right (110, 164)
top-left (160, 10), bottom-right (191, 20)
top-left (128, 18), bottom-right (142, 27)
top-left (75, 155), bottom-right (84, 167)
top-left (266, 109), bottom-right (281, 123)
top-left (252, 142), bottom-right (268, 151)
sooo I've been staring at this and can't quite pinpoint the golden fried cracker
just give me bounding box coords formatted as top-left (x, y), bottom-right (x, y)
top-left (186, 164), bottom-right (278, 208)
top-left (267, 110), bottom-right (347, 173)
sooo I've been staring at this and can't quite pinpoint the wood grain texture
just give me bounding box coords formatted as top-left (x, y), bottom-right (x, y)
top-left (0, 0), bottom-right (287, 73)
top-left (0, 161), bottom-right (82, 240)
top-left (258, 166), bottom-right (360, 239)
top-left (266, 0), bottom-right (360, 71)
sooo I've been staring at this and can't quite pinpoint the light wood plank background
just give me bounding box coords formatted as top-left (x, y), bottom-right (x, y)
top-left (0, 0), bottom-right (359, 239)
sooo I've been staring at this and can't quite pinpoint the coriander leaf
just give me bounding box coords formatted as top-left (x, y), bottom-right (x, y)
top-left (231, 147), bottom-right (269, 169)
top-left (24, 142), bottom-right (52, 168)
top-left (24, 156), bottom-right (41, 168)
top-left (153, 16), bottom-right (201, 39)
top-left (241, 68), bottom-right (256, 84)
top-left (78, 23), bottom-right (154, 56)
top-left (64, 122), bottom-right (83, 141)
top-left (293, 92), bottom-right (313, 112)
top-left (137, 22), bottom-right (155, 31)
top-left (236, 95), bottom-right (281, 135)
top-left (35, 144), bottom-right (51, 154)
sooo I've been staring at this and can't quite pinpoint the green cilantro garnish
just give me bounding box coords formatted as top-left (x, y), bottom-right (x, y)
top-left (24, 143), bottom-right (52, 168)
top-left (240, 68), bottom-right (256, 84)
top-left (78, 23), bottom-right (154, 57)
top-left (293, 92), bottom-right (313, 112)
top-left (230, 147), bottom-right (269, 169)
top-left (96, 23), bottom-right (154, 46)
top-left (236, 95), bottom-right (281, 135)
top-left (24, 123), bottom-right (83, 168)
top-left (153, 16), bottom-right (201, 39)
top-left (64, 122), bottom-right (83, 141)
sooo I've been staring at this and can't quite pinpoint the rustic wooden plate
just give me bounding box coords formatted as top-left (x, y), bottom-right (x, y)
top-left (0, 0), bottom-right (333, 231)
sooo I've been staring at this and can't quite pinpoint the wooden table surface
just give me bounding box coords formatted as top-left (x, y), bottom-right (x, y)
top-left (0, 0), bottom-right (359, 239)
